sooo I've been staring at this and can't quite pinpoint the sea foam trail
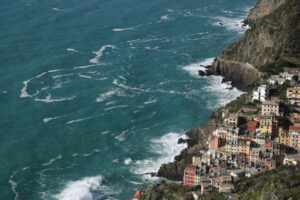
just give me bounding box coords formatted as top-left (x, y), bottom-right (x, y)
top-left (43, 115), bottom-right (63, 123)
top-left (89, 45), bottom-right (117, 64)
top-left (112, 27), bottom-right (134, 32)
top-left (53, 176), bottom-right (119, 200)
top-left (96, 89), bottom-right (120, 102)
top-left (8, 172), bottom-right (19, 200)
top-left (34, 94), bottom-right (76, 103)
top-left (66, 48), bottom-right (82, 54)
top-left (182, 57), bottom-right (215, 77)
top-left (42, 155), bottom-right (62, 166)
top-left (132, 132), bottom-right (187, 180)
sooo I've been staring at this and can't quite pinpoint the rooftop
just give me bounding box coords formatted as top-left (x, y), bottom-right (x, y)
top-left (262, 100), bottom-right (279, 106)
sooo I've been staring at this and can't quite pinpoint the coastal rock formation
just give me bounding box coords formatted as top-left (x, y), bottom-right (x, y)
top-left (244, 0), bottom-right (287, 26)
top-left (209, 58), bottom-right (260, 89)
top-left (157, 119), bottom-right (218, 181)
top-left (209, 0), bottom-right (300, 89)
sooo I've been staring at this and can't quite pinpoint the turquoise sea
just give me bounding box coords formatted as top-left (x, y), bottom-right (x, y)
top-left (1, 0), bottom-right (256, 199)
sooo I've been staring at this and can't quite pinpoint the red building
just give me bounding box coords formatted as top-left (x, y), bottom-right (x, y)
top-left (248, 121), bottom-right (259, 133)
top-left (183, 164), bottom-right (198, 186)
top-left (210, 136), bottom-right (225, 150)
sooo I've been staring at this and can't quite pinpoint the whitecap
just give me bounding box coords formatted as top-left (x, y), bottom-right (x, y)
top-left (35, 94), bottom-right (76, 103)
top-left (96, 89), bottom-right (120, 103)
top-left (66, 116), bottom-right (93, 124)
top-left (20, 72), bottom-right (47, 98)
top-left (66, 48), bottom-right (82, 54)
top-left (115, 130), bottom-right (129, 142)
top-left (52, 8), bottom-right (69, 12)
top-left (78, 74), bottom-right (92, 79)
top-left (182, 57), bottom-right (215, 77)
top-left (42, 155), bottom-right (62, 166)
top-left (53, 176), bottom-right (119, 200)
top-left (89, 45), bottom-right (117, 64)
top-left (112, 27), bottom-right (134, 32)
top-left (124, 158), bottom-right (134, 165)
top-left (8, 172), bottom-right (19, 200)
top-left (113, 79), bottom-right (151, 93)
top-left (104, 105), bottom-right (128, 111)
top-left (43, 115), bottom-right (63, 123)
top-left (144, 99), bottom-right (158, 105)
top-left (131, 132), bottom-right (188, 180)
top-left (212, 16), bottom-right (249, 33)
top-left (101, 131), bottom-right (110, 135)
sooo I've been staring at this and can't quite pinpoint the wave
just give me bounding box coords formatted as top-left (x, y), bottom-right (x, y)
top-left (124, 158), bottom-right (134, 165)
top-left (35, 94), bottom-right (76, 103)
top-left (20, 72), bottom-right (47, 98)
top-left (52, 8), bottom-right (69, 12)
top-left (212, 16), bottom-right (249, 33)
top-left (66, 116), bottom-right (93, 124)
top-left (104, 105), bottom-right (128, 111)
top-left (42, 155), bottom-right (62, 166)
top-left (82, 149), bottom-right (101, 157)
top-left (52, 73), bottom-right (75, 79)
top-left (131, 132), bottom-right (187, 180)
top-left (96, 89), bottom-right (121, 103)
top-left (53, 176), bottom-right (119, 200)
top-left (113, 79), bottom-right (151, 93)
top-left (115, 130), bottom-right (129, 142)
top-left (204, 75), bottom-right (244, 110)
top-left (89, 45), bottom-right (117, 64)
top-left (112, 27), bottom-right (134, 32)
top-left (8, 172), bottom-right (19, 200)
top-left (43, 115), bottom-right (63, 123)
top-left (144, 99), bottom-right (158, 105)
top-left (182, 57), bottom-right (215, 77)
top-left (78, 74), bottom-right (92, 79)
top-left (66, 48), bottom-right (82, 54)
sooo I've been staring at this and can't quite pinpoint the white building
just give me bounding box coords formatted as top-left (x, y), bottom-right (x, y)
top-left (268, 75), bottom-right (286, 85)
top-left (252, 85), bottom-right (269, 102)
top-left (280, 72), bottom-right (295, 81)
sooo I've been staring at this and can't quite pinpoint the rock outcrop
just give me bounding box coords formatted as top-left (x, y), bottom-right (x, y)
top-left (209, 0), bottom-right (300, 89)
top-left (244, 0), bottom-right (287, 26)
top-left (157, 119), bottom-right (218, 181)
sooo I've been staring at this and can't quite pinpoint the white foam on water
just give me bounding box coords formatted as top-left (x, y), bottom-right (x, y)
top-left (42, 155), bottom-right (62, 166)
top-left (112, 159), bottom-right (119, 163)
top-left (66, 116), bottom-right (93, 124)
top-left (112, 27), bottom-right (134, 32)
top-left (104, 105), bottom-right (128, 111)
top-left (52, 73), bottom-right (74, 79)
top-left (82, 149), bottom-right (101, 157)
top-left (78, 74), bottom-right (92, 79)
top-left (22, 167), bottom-right (29, 171)
top-left (8, 172), bottom-right (19, 200)
top-left (182, 57), bottom-right (215, 77)
top-left (66, 48), bottom-right (82, 54)
top-left (53, 176), bottom-right (119, 200)
top-left (2, 90), bottom-right (7, 94)
top-left (113, 79), bottom-right (151, 93)
top-left (43, 115), bottom-right (63, 123)
top-left (35, 94), bottom-right (76, 103)
top-left (73, 64), bottom-right (97, 70)
top-left (20, 72), bottom-right (47, 98)
top-left (89, 45), bottom-right (117, 64)
top-left (52, 7), bottom-right (69, 12)
top-left (204, 75), bottom-right (244, 110)
top-left (212, 16), bottom-right (249, 33)
top-left (124, 158), bottom-right (134, 165)
top-left (144, 99), bottom-right (158, 105)
top-left (101, 131), bottom-right (110, 135)
top-left (115, 130), bottom-right (129, 142)
top-left (96, 89), bottom-right (121, 103)
top-left (132, 132), bottom-right (188, 180)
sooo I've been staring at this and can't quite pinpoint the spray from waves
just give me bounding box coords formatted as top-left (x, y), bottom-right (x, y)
top-left (42, 155), bottom-right (62, 166)
top-left (113, 79), bottom-right (151, 93)
top-left (182, 57), bottom-right (214, 77)
top-left (112, 27), bottom-right (134, 32)
top-left (204, 76), bottom-right (244, 110)
top-left (131, 132), bottom-right (187, 180)
top-left (212, 16), bottom-right (249, 33)
top-left (43, 115), bottom-right (62, 123)
top-left (53, 176), bottom-right (119, 200)
top-left (89, 45), bottom-right (117, 64)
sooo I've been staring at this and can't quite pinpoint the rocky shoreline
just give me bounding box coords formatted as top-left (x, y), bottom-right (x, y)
top-left (154, 0), bottom-right (300, 184)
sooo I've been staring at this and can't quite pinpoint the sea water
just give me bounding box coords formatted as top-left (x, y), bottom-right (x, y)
top-left (0, 0), bottom-right (256, 199)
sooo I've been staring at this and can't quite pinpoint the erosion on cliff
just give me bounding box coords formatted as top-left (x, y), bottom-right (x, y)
top-left (209, 0), bottom-right (300, 89)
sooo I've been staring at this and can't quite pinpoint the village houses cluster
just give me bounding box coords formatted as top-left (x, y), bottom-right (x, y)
top-left (182, 70), bottom-right (300, 195)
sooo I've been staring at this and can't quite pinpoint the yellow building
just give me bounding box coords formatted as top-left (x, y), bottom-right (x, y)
top-left (226, 140), bottom-right (251, 156)
top-left (261, 101), bottom-right (279, 116)
top-left (288, 126), bottom-right (300, 148)
top-left (278, 127), bottom-right (289, 146)
top-left (287, 86), bottom-right (300, 106)
top-left (225, 113), bottom-right (239, 127)
top-left (258, 115), bottom-right (278, 135)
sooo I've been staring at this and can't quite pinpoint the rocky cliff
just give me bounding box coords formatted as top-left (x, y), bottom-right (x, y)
top-left (157, 119), bottom-right (218, 181)
top-left (209, 0), bottom-right (300, 89)
top-left (244, 0), bottom-right (287, 26)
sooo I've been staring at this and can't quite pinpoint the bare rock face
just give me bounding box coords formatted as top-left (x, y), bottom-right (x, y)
top-left (244, 0), bottom-right (287, 26)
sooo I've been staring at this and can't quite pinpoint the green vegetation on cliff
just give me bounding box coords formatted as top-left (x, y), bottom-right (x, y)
top-left (220, 0), bottom-right (300, 67)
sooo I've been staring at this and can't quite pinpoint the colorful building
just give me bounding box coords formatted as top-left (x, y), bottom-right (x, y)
top-left (258, 115), bottom-right (277, 135)
top-left (226, 140), bottom-right (251, 156)
top-left (248, 121), bottom-right (259, 133)
top-left (183, 164), bottom-right (199, 186)
top-left (288, 126), bottom-right (300, 148)
top-left (287, 86), bottom-right (300, 107)
top-left (261, 101), bottom-right (279, 116)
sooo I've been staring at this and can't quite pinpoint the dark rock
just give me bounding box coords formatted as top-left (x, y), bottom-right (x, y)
top-left (198, 70), bottom-right (206, 76)
top-left (177, 138), bottom-right (186, 144)
top-left (219, 22), bottom-right (223, 25)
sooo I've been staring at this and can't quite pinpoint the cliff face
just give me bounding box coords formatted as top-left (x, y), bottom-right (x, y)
top-left (209, 0), bottom-right (300, 89)
top-left (244, 0), bottom-right (287, 25)
top-left (157, 119), bottom-right (218, 181)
